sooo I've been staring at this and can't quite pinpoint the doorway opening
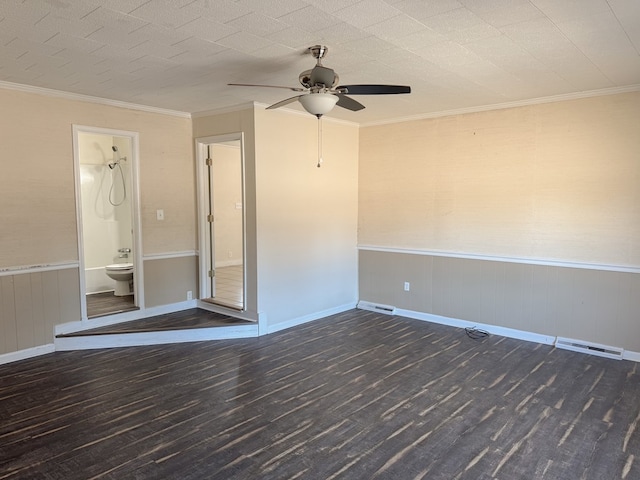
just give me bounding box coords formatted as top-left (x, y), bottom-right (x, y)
top-left (73, 126), bottom-right (143, 320)
top-left (196, 134), bottom-right (246, 311)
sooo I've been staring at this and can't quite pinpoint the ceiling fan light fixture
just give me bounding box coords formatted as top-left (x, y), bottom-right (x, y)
top-left (299, 93), bottom-right (338, 116)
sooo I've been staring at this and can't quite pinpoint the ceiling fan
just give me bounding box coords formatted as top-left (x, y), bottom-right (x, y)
top-left (229, 45), bottom-right (411, 117)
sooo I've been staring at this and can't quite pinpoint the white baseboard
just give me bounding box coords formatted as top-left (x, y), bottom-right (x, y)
top-left (393, 307), bottom-right (557, 345)
top-left (0, 344), bottom-right (55, 366)
top-left (389, 306), bottom-right (640, 362)
top-left (267, 302), bottom-right (358, 335)
top-left (196, 300), bottom-right (260, 323)
top-left (55, 324), bottom-right (259, 351)
top-left (56, 299), bottom-right (198, 335)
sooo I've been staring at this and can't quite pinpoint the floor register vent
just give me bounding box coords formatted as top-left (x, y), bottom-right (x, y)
top-left (357, 301), bottom-right (396, 315)
top-left (555, 337), bottom-right (624, 360)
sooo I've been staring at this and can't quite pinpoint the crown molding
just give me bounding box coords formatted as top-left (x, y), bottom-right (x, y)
top-left (191, 101), bottom-right (257, 118)
top-left (0, 80), bottom-right (191, 118)
top-left (361, 84), bottom-right (640, 127)
top-left (5, 79), bottom-right (637, 127)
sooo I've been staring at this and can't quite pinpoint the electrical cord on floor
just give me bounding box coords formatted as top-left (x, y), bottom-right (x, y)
top-left (465, 327), bottom-right (489, 340)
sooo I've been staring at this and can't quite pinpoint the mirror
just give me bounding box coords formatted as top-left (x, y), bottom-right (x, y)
top-left (75, 129), bottom-right (140, 319)
top-left (197, 135), bottom-right (245, 311)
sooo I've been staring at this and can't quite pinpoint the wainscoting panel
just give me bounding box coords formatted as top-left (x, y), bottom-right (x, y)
top-left (359, 249), bottom-right (640, 352)
top-left (143, 255), bottom-right (198, 308)
top-left (359, 251), bottom-right (433, 313)
top-left (0, 267), bottom-right (81, 355)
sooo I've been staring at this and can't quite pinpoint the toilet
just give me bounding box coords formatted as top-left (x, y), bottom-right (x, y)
top-left (105, 263), bottom-right (134, 296)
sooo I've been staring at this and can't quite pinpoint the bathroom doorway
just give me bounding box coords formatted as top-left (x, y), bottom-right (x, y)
top-left (196, 134), bottom-right (245, 311)
top-left (73, 126), bottom-right (143, 320)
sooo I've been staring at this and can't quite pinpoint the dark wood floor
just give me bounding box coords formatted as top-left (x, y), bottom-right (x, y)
top-left (86, 291), bottom-right (137, 318)
top-left (1, 309), bottom-right (639, 479)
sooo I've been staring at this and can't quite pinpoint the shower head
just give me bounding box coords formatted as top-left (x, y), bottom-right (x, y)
top-left (109, 145), bottom-right (119, 169)
top-left (108, 145), bottom-right (127, 169)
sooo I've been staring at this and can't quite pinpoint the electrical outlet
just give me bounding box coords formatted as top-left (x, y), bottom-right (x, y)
top-left (228, 250), bottom-right (233, 258)
top-left (187, 290), bottom-right (192, 300)
top-left (404, 282), bottom-right (410, 291)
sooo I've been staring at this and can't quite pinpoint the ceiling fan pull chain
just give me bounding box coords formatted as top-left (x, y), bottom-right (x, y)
top-left (317, 116), bottom-right (323, 168)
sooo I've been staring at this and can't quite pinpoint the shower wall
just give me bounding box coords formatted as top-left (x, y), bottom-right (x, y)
top-left (78, 133), bottom-right (132, 293)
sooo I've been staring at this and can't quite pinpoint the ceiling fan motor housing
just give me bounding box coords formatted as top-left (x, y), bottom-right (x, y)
top-left (299, 68), bottom-right (339, 90)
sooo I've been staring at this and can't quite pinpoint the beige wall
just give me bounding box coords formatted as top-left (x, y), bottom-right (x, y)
top-left (358, 92), bottom-right (640, 352)
top-left (194, 107), bottom-right (359, 329)
top-left (359, 92), bottom-right (640, 266)
top-left (254, 110), bottom-right (359, 327)
top-left (144, 256), bottom-right (198, 308)
top-left (0, 88), bottom-right (194, 268)
top-left (5, 83), bottom-right (636, 358)
top-left (359, 250), bottom-right (640, 351)
top-left (192, 108), bottom-right (258, 317)
top-left (0, 87), bottom-right (196, 356)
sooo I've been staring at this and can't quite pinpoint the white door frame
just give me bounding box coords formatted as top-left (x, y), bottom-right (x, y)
top-left (72, 125), bottom-right (144, 321)
top-left (195, 133), bottom-right (246, 310)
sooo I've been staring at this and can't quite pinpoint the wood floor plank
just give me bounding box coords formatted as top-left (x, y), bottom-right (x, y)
top-left (1, 309), bottom-right (639, 479)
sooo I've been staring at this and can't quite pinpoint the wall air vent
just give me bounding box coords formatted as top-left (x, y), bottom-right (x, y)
top-left (357, 301), bottom-right (396, 315)
top-left (555, 337), bottom-right (624, 360)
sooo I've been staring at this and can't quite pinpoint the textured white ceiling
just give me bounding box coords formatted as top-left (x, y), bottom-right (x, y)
top-left (1, 0), bottom-right (639, 123)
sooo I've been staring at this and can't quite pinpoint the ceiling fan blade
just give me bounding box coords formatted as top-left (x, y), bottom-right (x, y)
top-left (310, 65), bottom-right (337, 87)
top-left (228, 83), bottom-right (305, 92)
top-left (266, 95), bottom-right (302, 110)
top-left (337, 84), bottom-right (411, 95)
top-left (336, 94), bottom-right (365, 112)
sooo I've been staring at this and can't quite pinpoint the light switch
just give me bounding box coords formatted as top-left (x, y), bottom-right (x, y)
top-left (157, 209), bottom-right (164, 221)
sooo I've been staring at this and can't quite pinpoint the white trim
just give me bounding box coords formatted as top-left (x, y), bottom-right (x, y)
top-left (358, 245), bottom-right (640, 274)
top-left (258, 311), bottom-right (268, 336)
top-left (55, 324), bottom-right (258, 351)
top-left (623, 350), bottom-right (640, 362)
top-left (73, 126), bottom-right (145, 320)
top-left (0, 262), bottom-right (79, 277)
top-left (4, 80), bottom-right (636, 128)
top-left (56, 300), bottom-right (197, 335)
top-left (142, 251), bottom-right (198, 261)
top-left (391, 307), bottom-right (557, 346)
top-left (191, 102), bottom-right (257, 118)
top-left (266, 303), bottom-right (357, 335)
top-left (196, 300), bottom-right (259, 323)
top-left (0, 80), bottom-right (190, 118)
top-left (361, 84), bottom-right (640, 127)
top-left (195, 133), bottom-right (248, 311)
top-left (71, 127), bottom-right (87, 321)
top-left (0, 344), bottom-right (55, 365)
